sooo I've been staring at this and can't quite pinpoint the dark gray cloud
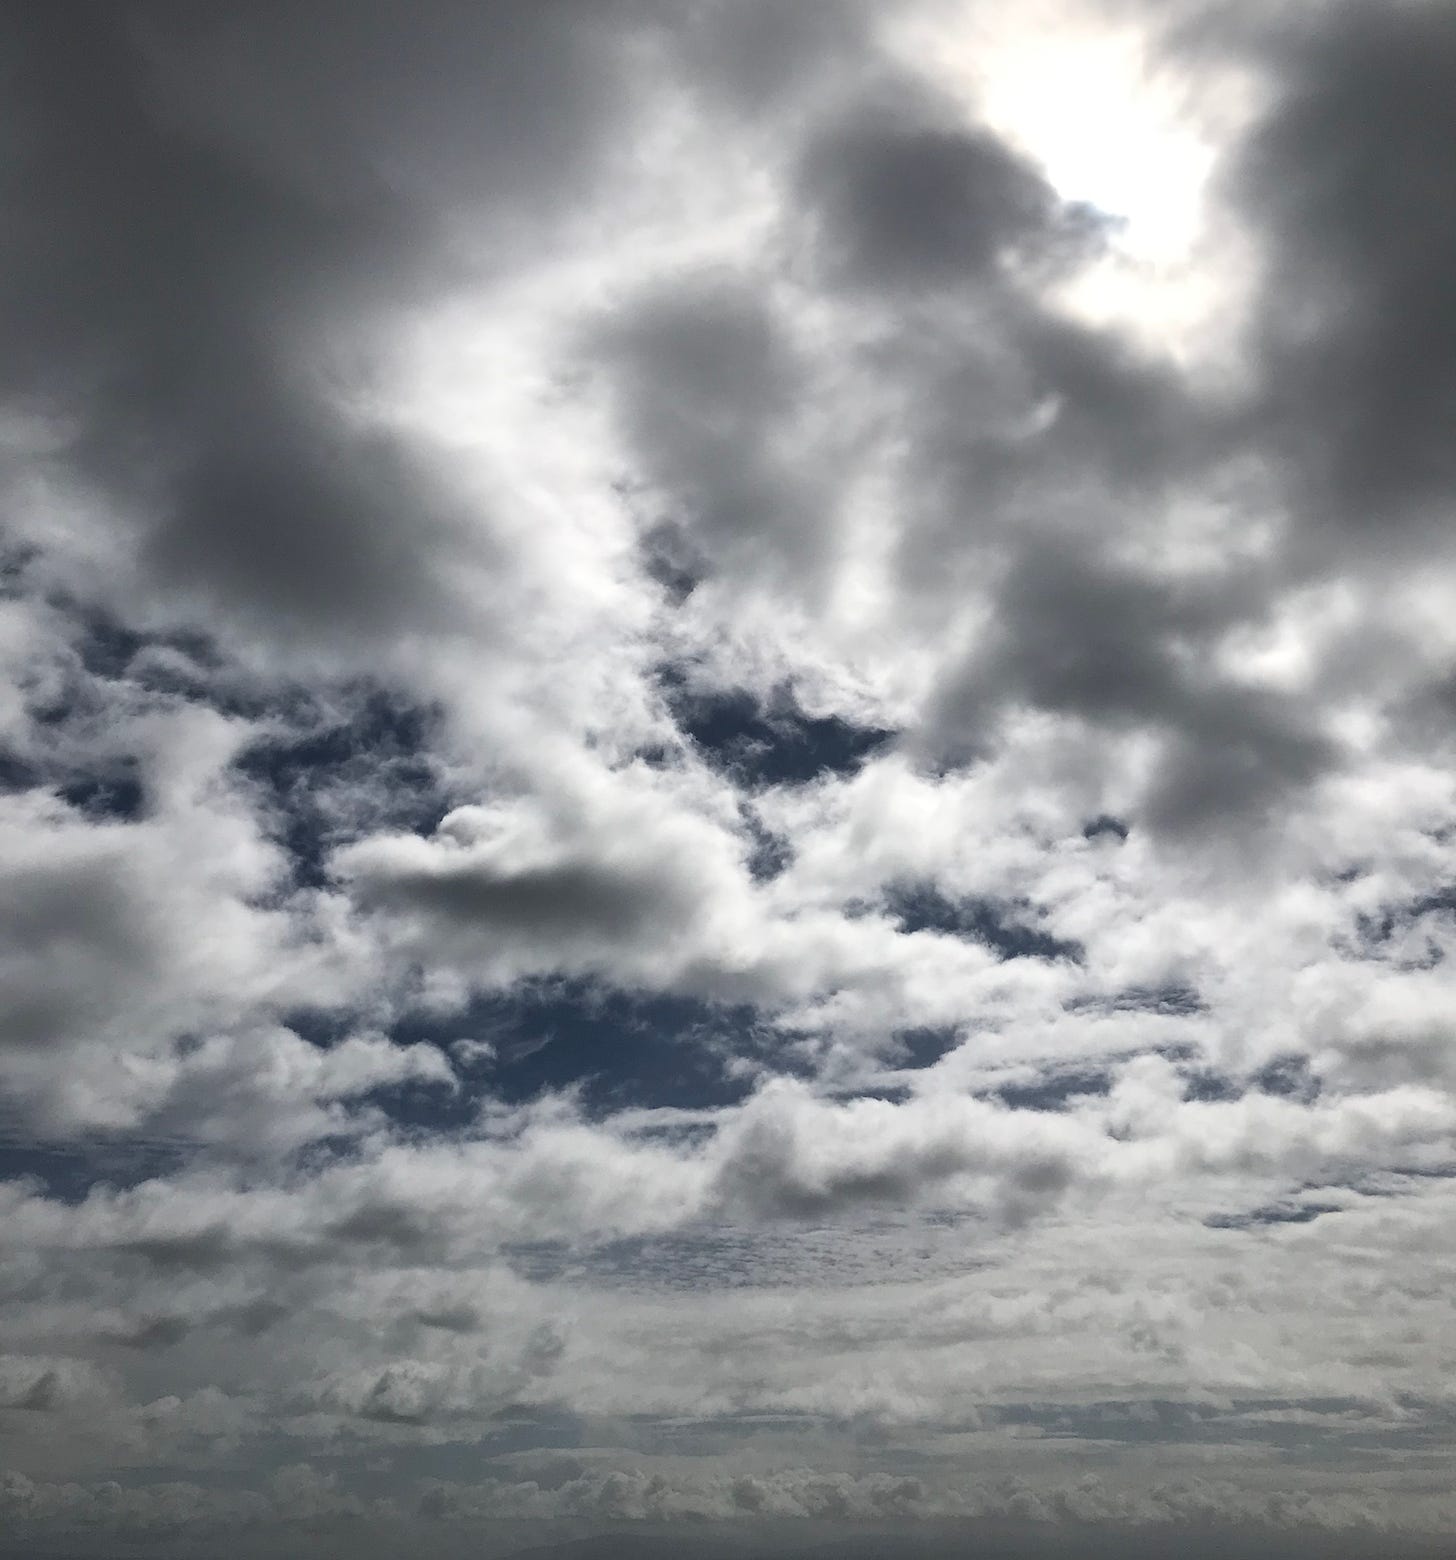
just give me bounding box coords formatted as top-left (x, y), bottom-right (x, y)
top-left (1013, 311), bottom-right (1210, 489)
top-left (103, 1313), bottom-right (193, 1351)
top-left (337, 811), bottom-right (716, 982)
top-left (411, 1302), bottom-right (482, 1333)
top-left (662, 0), bottom-right (873, 114)
top-left (593, 278), bottom-right (838, 587)
top-left (0, 2), bottom-right (643, 641)
top-left (0, 847), bottom-right (156, 1050)
top-left (3, 6), bottom-right (430, 631)
top-left (921, 540), bottom-right (1334, 832)
top-left (871, 304), bottom-right (1216, 617)
top-left (1232, 1), bottom-right (1456, 548)
top-left (795, 85), bottom-right (1099, 293)
top-left (780, 73), bottom-right (1223, 665)
top-left (358, 859), bottom-right (687, 941)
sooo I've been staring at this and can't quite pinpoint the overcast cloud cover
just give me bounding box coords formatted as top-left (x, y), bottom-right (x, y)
top-left (1, 2), bottom-right (1455, 1556)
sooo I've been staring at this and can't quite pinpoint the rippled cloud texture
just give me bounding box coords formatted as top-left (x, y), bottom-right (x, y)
top-left (2, 3), bottom-right (1454, 1556)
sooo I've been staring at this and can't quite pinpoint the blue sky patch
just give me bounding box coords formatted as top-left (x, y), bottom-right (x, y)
top-left (885, 883), bottom-right (1083, 962)
top-left (663, 673), bottom-right (895, 786)
top-left (234, 686), bottom-right (449, 889)
top-left (390, 981), bottom-right (762, 1115)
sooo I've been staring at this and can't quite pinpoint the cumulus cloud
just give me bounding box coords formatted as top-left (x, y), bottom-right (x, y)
top-left (335, 793), bottom-right (734, 984)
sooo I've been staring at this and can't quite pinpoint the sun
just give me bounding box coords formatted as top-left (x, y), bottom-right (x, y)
top-left (893, 0), bottom-right (1263, 361)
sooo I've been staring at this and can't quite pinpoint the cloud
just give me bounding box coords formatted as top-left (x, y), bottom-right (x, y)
top-left (0, 1355), bottom-right (114, 1413)
top-left (592, 275), bottom-right (845, 591)
top-left (0, 697), bottom-right (374, 1132)
top-left (334, 788), bottom-right (745, 987)
top-left (1231, 1), bottom-right (1456, 543)
top-left (795, 80), bottom-right (1097, 293)
top-left (0, 2), bottom-right (658, 649)
top-left (710, 1080), bottom-right (1090, 1223)
top-left (3, 1), bottom-right (1456, 1551)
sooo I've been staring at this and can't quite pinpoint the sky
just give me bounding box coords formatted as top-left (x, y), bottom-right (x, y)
top-left (1, 2), bottom-right (1455, 1556)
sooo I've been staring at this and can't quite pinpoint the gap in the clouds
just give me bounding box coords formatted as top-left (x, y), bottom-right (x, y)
top-left (1204, 1199), bottom-right (1343, 1230)
top-left (740, 803), bottom-right (793, 881)
top-left (893, 1026), bottom-right (962, 1071)
top-left (883, 883), bottom-right (1083, 963)
top-left (386, 980), bottom-right (764, 1118)
top-left (1072, 982), bottom-right (1207, 1018)
top-left (659, 669), bottom-right (896, 788)
top-left (996, 1395), bottom-right (1456, 1453)
top-left (0, 1133), bottom-right (193, 1204)
top-left (66, 605), bottom-right (220, 687)
top-left (0, 745), bottom-right (146, 823)
top-left (1348, 1163), bottom-right (1456, 1194)
top-left (19, 597), bottom-right (460, 875)
top-left (873, 1040), bottom-right (1116, 1106)
top-left (0, 748), bottom-right (34, 791)
top-left (1081, 813), bottom-right (1130, 841)
top-left (1176, 1050), bottom-right (1320, 1104)
top-left (990, 1397), bottom-right (1449, 1454)
top-left (234, 684), bottom-right (451, 890)
top-left (55, 758), bottom-right (146, 821)
top-left (998, 1400), bottom-right (1220, 1445)
top-left (1178, 1066), bottom-right (1241, 1102)
top-left (809, 1032), bottom-right (1119, 1108)
top-left (991, 1065), bottom-right (1114, 1111)
top-left (50, 598), bottom-right (287, 721)
top-left (1355, 885), bottom-right (1456, 967)
top-left (1207, 1163), bottom-right (1456, 1238)
top-left (1247, 1053), bottom-right (1320, 1101)
top-left (2, 601), bottom-right (222, 822)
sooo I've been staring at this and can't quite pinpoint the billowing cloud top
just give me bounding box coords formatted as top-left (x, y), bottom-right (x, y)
top-left (2, 3), bottom-right (1455, 1556)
